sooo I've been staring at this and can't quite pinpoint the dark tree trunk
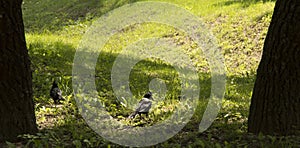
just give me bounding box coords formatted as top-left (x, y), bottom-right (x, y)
top-left (0, 0), bottom-right (37, 142)
top-left (248, 0), bottom-right (300, 135)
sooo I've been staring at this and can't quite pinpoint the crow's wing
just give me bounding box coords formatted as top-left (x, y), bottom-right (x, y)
top-left (50, 87), bottom-right (63, 100)
top-left (135, 98), bottom-right (152, 113)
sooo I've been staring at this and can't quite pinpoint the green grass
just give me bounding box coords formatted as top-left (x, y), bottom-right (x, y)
top-left (6, 0), bottom-right (299, 147)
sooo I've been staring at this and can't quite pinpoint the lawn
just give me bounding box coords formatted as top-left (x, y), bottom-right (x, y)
top-left (7, 0), bottom-right (299, 147)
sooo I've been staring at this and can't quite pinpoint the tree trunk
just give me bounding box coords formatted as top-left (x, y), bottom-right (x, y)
top-left (0, 0), bottom-right (37, 142)
top-left (248, 0), bottom-right (300, 135)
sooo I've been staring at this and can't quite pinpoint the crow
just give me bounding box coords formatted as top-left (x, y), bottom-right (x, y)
top-left (50, 81), bottom-right (65, 104)
top-left (128, 92), bottom-right (153, 119)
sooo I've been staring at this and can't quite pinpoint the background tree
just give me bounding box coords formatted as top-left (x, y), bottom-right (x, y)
top-left (248, 0), bottom-right (300, 135)
top-left (0, 0), bottom-right (37, 142)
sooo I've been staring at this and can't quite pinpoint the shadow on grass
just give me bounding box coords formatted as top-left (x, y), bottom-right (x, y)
top-left (31, 48), bottom-right (299, 147)
top-left (23, 0), bottom-right (140, 33)
top-left (27, 32), bottom-right (279, 147)
top-left (27, 37), bottom-right (216, 146)
top-left (213, 0), bottom-right (276, 8)
top-left (34, 74), bottom-right (264, 147)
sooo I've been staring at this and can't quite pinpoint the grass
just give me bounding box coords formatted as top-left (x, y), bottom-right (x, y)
top-left (5, 0), bottom-right (299, 147)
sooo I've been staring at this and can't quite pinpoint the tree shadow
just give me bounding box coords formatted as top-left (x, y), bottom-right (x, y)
top-left (27, 36), bottom-right (260, 147)
top-left (22, 0), bottom-right (140, 33)
top-left (27, 40), bottom-right (280, 146)
top-left (34, 73), bottom-right (257, 147)
top-left (29, 43), bottom-right (216, 147)
top-left (213, 0), bottom-right (276, 8)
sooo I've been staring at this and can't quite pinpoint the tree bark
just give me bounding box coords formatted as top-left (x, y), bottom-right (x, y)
top-left (0, 0), bottom-right (37, 142)
top-left (248, 0), bottom-right (300, 135)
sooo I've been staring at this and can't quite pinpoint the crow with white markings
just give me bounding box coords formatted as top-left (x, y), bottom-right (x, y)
top-left (50, 81), bottom-right (65, 104)
top-left (128, 92), bottom-right (153, 119)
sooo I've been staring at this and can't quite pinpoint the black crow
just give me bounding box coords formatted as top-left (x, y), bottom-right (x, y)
top-left (50, 81), bottom-right (65, 104)
top-left (128, 92), bottom-right (153, 119)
